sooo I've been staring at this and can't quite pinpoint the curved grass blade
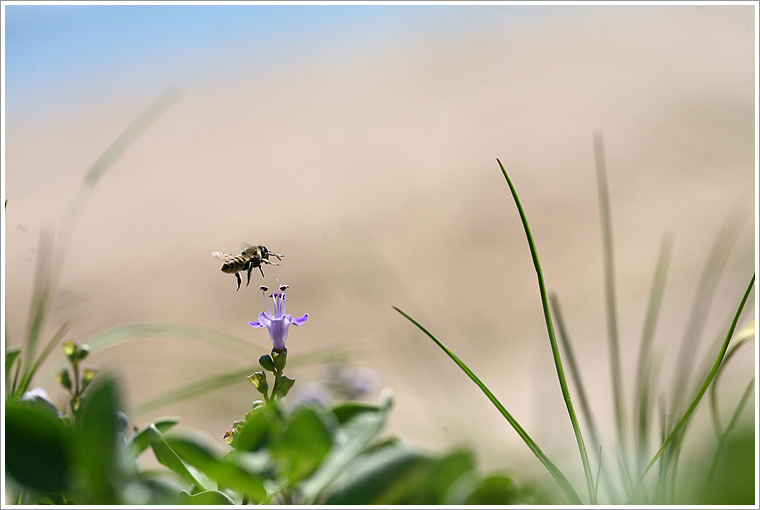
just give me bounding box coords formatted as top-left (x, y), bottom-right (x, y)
top-left (130, 366), bottom-right (255, 417)
top-left (593, 131), bottom-right (628, 463)
top-left (497, 158), bottom-right (595, 503)
top-left (629, 273), bottom-right (755, 500)
top-left (633, 234), bottom-right (672, 472)
top-left (392, 306), bottom-right (582, 505)
top-left (669, 213), bottom-right (743, 413)
top-left (709, 320), bottom-right (755, 437)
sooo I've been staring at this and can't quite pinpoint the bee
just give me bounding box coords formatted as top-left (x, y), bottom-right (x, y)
top-left (212, 245), bottom-right (283, 291)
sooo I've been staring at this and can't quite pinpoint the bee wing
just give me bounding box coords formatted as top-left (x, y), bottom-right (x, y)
top-left (212, 251), bottom-right (237, 262)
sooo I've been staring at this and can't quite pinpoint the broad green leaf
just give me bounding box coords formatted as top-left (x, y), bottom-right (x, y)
top-left (271, 406), bottom-right (333, 483)
top-left (234, 404), bottom-right (282, 452)
top-left (323, 442), bottom-right (430, 504)
top-left (178, 489), bottom-right (235, 505)
top-left (166, 436), bottom-right (267, 503)
top-left (149, 425), bottom-right (216, 492)
top-left (299, 399), bottom-right (390, 502)
top-left (4, 402), bottom-right (70, 494)
top-left (464, 474), bottom-right (527, 504)
top-left (72, 376), bottom-right (128, 503)
top-left (128, 417), bottom-right (180, 455)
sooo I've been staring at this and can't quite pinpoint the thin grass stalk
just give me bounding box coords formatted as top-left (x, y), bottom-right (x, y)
top-left (633, 234), bottom-right (673, 473)
top-left (496, 158), bottom-right (596, 503)
top-left (392, 306), bottom-right (582, 505)
top-left (592, 131), bottom-right (629, 465)
top-left (669, 214), bottom-right (742, 413)
top-left (550, 294), bottom-right (621, 503)
top-left (628, 273), bottom-right (755, 501)
top-left (549, 294), bottom-right (602, 453)
top-left (52, 87), bottom-right (183, 289)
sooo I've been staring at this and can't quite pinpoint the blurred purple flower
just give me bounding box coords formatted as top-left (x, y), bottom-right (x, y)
top-left (248, 283), bottom-right (308, 351)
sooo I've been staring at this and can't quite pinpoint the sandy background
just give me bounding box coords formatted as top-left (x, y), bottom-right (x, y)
top-left (4, 4), bottom-right (756, 491)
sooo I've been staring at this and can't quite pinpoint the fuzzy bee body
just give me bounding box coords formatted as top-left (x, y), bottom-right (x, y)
top-left (212, 245), bottom-right (282, 290)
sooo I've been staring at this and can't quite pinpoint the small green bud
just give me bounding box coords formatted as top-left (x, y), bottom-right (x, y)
top-left (82, 368), bottom-right (98, 390)
top-left (272, 348), bottom-right (287, 372)
top-left (275, 376), bottom-right (295, 399)
top-left (62, 340), bottom-right (78, 361)
top-left (56, 369), bottom-right (72, 390)
top-left (75, 344), bottom-right (91, 361)
top-left (259, 354), bottom-right (275, 372)
top-left (248, 371), bottom-right (269, 396)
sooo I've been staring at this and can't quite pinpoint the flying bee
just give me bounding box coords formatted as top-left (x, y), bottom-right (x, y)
top-left (212, 245), bottom-right (283, 291)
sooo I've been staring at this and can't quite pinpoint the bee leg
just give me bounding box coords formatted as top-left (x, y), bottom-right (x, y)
top-left (258, 265), bottom-right (265, 278)
top-left (246, 266), bottom-right (253, 286)
top-left (235, 273), bottom-right (242, 291)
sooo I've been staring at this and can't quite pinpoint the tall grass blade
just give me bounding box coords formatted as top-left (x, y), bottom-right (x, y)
top-left (548, 294), bottom-right (602, 452)
top-left (497, 158), bottom-right (596, 503)
top-left (593, 131), bottom-right (628, 462)
top-left (629, 273), bottom-right (755, 501)
top-left (53, 87), bottom-right (183, 284)
top-left (551, 293), bottom-right (622, 503)
top-left (130, 366), bottom-right (256, 417)
top-left (392, 306), bottom-right (582, 504)
top-left (669, 213), bottom-right (742, 413)
top-left (633, 234), bottom-right (673, 471)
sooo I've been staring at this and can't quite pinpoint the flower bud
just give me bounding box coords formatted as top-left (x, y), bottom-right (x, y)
top-left (75, 344), bottom-right (91, 361)
top-left (272, 349), bottom-right (287, 372)
top-left (56, 369), bottom-right (72, 390)
top-left (259, 354), bottom-right (275, 372)
top-left (62, 340), bottom-right (78, 361)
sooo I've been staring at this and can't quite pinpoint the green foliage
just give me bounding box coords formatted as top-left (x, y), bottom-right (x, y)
top-left (394, 154), bottom-right (755, 505)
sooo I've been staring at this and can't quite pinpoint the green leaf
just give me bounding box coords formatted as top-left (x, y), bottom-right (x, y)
top-left (72, 376), bottom-right (128, 503)
top-left (4, 402), bottom-right (70, 495)
top-left (464, 474), bottom-right (527, 504)
top-left (323, 442), bottom-right (431, 504)
top-left (178, 489), bottom-right (236, 505)
top-left (299, 397), bottom-right (390, 502)
top-left (165, 436), bottom-right (267, 503)
top-left (234, 404), bottom-right (282, 452)
top-left (127, 417), bottom-right (180, 455)
top-left (271, 406), bottom-right (333, 483)
top-left (417, 449), bottom-right (475, 503)
top-left (149, 425), bottom-right (216, 492)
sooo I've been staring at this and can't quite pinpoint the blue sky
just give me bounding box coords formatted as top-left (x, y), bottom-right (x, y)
top-left (3, 3), bottom-right (590, 116)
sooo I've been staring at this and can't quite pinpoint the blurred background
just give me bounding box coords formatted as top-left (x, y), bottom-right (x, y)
top-left (4, 3), bottom-right (756, 491)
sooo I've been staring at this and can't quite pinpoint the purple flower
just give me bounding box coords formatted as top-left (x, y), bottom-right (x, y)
top-left (248, 284), bottom-right (308, 351)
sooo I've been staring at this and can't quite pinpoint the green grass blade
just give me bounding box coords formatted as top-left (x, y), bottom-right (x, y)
top-left (497, 158), bottom-right (595, 503)
top-left (633, 235), bottom-right (673, 470)
top-left (53, 87), bottom-right (183, 283)
top-left (551, 293), bottom-right (625, 503)
top-left (392, 306), bottom-right (582, 505)
top-left (629, 273), bottom-right (755, 500)
top-left (593, 131), bottom-right (628, 462)
top-left (549, 294), bottom-right (602, 453)
top-left (130, 366), bottom-right (256, 417)
top-left (709, 320), bottom-right (755, 437)
top-left (669, 214), bottom-right (742, 413)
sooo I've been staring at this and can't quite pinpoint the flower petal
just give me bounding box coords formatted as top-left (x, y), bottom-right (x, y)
top-left (247, 321), bottom-right (263, 328)
top-left (292, 313), bottom-right (309, 326)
